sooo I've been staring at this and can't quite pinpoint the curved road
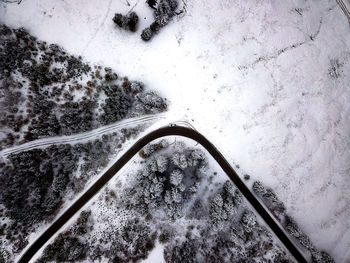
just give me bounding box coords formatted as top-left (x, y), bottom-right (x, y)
top-left (18, 125), bottom-right (309, 263)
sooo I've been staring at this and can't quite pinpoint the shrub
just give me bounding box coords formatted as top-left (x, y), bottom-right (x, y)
top-left (311, 251), bottom-right (335, 263)
top-left (0, 145), bottom-right (78, 230)
top-left (108, 218), bottom-right (156, 262)
top-left (150, 21), bottom-right (161, 33)
top-left (38, 234), bottom-right (88, 262)
top-left (154, 0), bottom-right (178, 26)
top-left (146, 0), bottom-right (157, 9)
top-left (112, 13), bottom-right (124, 28)
top-left (0, 247), bottom-right (10, 263)
top-left (113, 12), bottom-right (139, 32)
top-left (99, 91), bottom-right (132, 125)
top-left (141, 27), bottom-right (153, 41)
top-left (140, 0), bottom-right (179, 41)
top-left (164, 240), bottom-right (196, 263)
top-left (127, 12), bottom-right (139, 32)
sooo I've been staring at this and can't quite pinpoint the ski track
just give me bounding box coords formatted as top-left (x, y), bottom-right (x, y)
top-left (0, 113), bottom-right (166, 157)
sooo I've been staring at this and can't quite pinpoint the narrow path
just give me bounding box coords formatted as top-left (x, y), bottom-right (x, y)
top-left (18, 125), bottom-right (309, 263)
top-left (82, 0), bottom-right (113, 55)
top-left (0, 113), bottom-right (165, 157)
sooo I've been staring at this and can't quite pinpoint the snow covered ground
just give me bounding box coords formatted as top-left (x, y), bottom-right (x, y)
top-left (1, 0), bottom-right (350, 262)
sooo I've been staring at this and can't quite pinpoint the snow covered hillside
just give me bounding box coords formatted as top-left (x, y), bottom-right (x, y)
top-left (1, 0), bottom-right (350, 262)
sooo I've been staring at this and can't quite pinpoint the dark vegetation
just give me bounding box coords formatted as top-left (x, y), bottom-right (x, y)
top-left (0, 23), bottom-right (167, 262)
top-left (37, 211), bottom-right (93, 263)
top-left (0, 127), bottom-right (142, 262)
top-left (141, 0), bottom-right (179, 41)
top-left (147, 0), bottom-right (158, 9)
top-left (0, 24), bottom-right (167, 150)
top-left (113, 0), bottom-right (184, 41)
top-left (38, 141), bottom-right (297, 262)
top-left (0, 243), bottom-right (10, 263)
top-left (154, 0), bottom-right (178, 26)
top-left (252, 181), bottom-right (335, 263)
top-left (113, 12), bottom-right (139, 32)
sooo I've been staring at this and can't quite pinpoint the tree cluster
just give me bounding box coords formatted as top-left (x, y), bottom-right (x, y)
top-left (0, 128), bottom-right (142, 262)
top-left (0, 145), bottom-right (78, 231)
top-left (38, 210), bottom-right (93, 262)
top-left (0, 245), bottom-right (10, 263)
top-left (37, 141), bottom-right (297, 262)
top-left (39, 138), bottom-right (338, 262)
top-left (142, 0), bottom-right (179, 41)
top-left (111, 0), bottom-right (182, 42)
top-left (252, 181), bottom-right (335, 263)
top-left (109, 218), bottom-right (156, 262)
top-left (0, 24), bottom-right (167, 150)
top-left (209, 181), bottom-right (243, 230)
top-left (113, 12), bottom-right (139, 32)
top-left (38, 234), bottom-right (88, 262)
top-left (128, 141), bottom-right (207, 220)
top-left (59, 100), bottom-right (96, 134)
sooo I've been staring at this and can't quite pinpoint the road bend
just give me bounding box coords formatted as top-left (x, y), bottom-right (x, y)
top-left (18, 125), bottom-right (309, 263)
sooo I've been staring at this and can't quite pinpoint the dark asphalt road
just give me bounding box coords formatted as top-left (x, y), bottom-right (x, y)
top-left (18, 125), bottom-right (309, 263)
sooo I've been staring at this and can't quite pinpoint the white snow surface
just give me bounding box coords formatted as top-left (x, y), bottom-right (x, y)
top-left (1, 0), bottom-right (350, 262)
top-left (140, 241), bottom-right (165, 263)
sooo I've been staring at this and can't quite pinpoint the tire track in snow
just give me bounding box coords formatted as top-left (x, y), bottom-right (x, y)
top-left (336, 0), bottom-right (350, 23)
top-left (82, 0), bottom-right (113, 55)
top-left (0, 113), bottom-right (166, 157)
